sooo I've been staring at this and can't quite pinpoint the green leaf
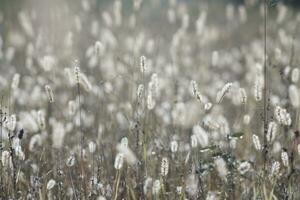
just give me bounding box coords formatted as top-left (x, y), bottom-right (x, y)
top-left (199, 145), bottom-right (217, 152)
top-left (229, 132), bottom-right (244, 139)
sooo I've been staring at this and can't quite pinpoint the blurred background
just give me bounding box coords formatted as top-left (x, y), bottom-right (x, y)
top-left (0, 0), bottom-right (300, 199)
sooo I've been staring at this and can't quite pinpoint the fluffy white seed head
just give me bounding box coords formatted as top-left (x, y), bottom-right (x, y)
top-left (140, 55), bottom-right (146, 73)
top-left (120, 137), bottom-right (128, 148)
top-left (238, 161), bottom-right (251, 174)
top-left (266, 122), bottom-right (277, 142)
top-left (274, 106), bottom-right (291, 126)
top-left (281, 150), bottom-right (289, 167)
top-left (191, 80), bottom-right (205, 103)
top-left (40, 55), bottom-right (56, 71)
top-left (15, 145), bottom-right (25, 160)
top-left (192, 125), bottom-right (209, 147)
top-left (46, 179), bottom-right (56, 190)
top-left (137, 84), bottom-right (144, 100)
top-left (66, 155), bottom-right (75, 167)
top-left (94, 41), bottom-right (104, 56)
top-left (114, 153), bottom-right (124, 170)
top-left (45, 85), bottom-right (54, 103)
top-left (150, 73), bottom-right (159, 97)
top-left (6, 114), bottom-right (17, 131)
top-left (206, 191), bottom-right (218, 200)
top-left (252, 134), bottom-right (261, 150)
top-left (230, 139), bottom-right (237, 149)
top-left (147, 91), bottom-right (155, 110)
top-left (291, 68), bottom-right (299, 83)
top-left (191, 80), bottom-right (198, 97)
top-left (29, 134), bottom-right (42, 152)
top-left (191, 134), bottom-right (198, 148)
top-left (88, 141), bottom-right (96, 153)
top-left (273, 141), bottom-right (282, 154)
top-left (37, 110), bottom-right (46, 130)
top-left (203, 115), bottom-right (220, 130)
top-left (74, 61), bottom-right (81, 84)
top-left (185, 174), bottom-right (198, 196)
top-left (97, 196), bottom-right (106, 200)
top-left (214, 157), bottom-right (228, 179)
top-left (152, 179), bottom-right (161, 195)
top-left (243, 115), bottom-right (250, 125)
top-left (284, 66), bottom-right (291, 77)
top-left (176, 186), bottom-right (183, 195)
top-left (143, 177), bottom-right (153, 195)
top-left (161, 157), bottom-right (169, 176)
top-left (204, 102), bottom-right (212, 111)
top-left (1, 151), bottom-right (13, 169)
top-left (270, 161), bottom-right (280, 177)
top-left (216, 82), bottom-right (232, 103)
top-left (170, 140), bottom-right (178, 153)
top-left (289, 84), bottom-right (299, 108)
top-left (12, 137), bottom-right (20, 149)
top-left (11, 73), bottom-right (20, 89)
top-left (68, 100), bottom-right (76, 116)
top-left (116, 144), bottom-right (137, 166)
top-left (254, 76), bottom-right (263, 101)
top-left (239, 88), bottom-right (247, 104)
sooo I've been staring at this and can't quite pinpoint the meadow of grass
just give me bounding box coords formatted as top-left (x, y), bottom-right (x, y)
top-left (0, 0), bottom-right (300, 199)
